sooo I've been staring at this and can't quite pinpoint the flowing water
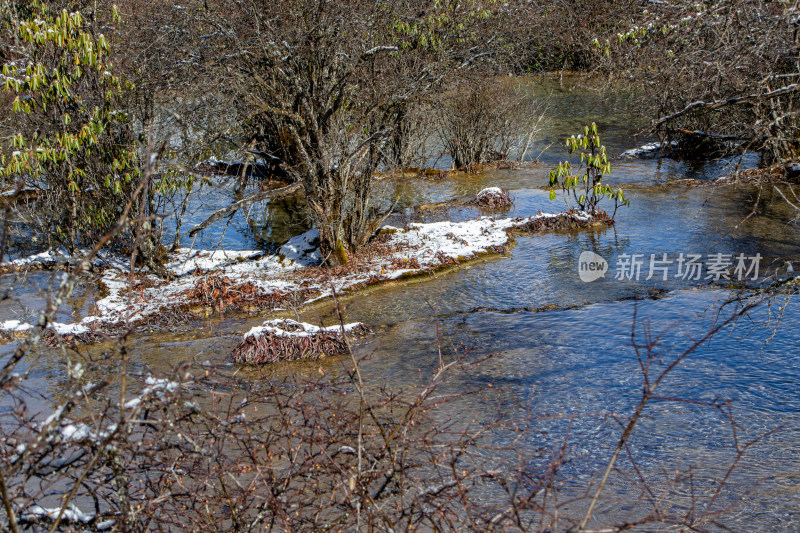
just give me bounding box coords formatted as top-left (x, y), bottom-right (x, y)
top-left (3, 76), bottom-right (800, 530)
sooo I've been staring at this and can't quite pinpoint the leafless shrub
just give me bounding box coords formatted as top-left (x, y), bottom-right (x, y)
top-left (182, 275), bottom-right (295, 315)
top-left (435, 77), bottom-right (546, 170)
top-left (591, 1), bottom-right (800, 165)
top-left (386, 101), bottom-right (437, 171)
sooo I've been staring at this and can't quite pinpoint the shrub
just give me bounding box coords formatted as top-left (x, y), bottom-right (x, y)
top-left (548, 123), bottom-right (629, 218)
top-left (435, 78), bottom-right (545, 170)
top-left (0, 3), bottom-right (141, 252)
top-left (467, 187), bottom-right (515, 210)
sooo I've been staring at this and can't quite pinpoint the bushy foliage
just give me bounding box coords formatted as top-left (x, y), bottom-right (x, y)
top-left (0, 2), bottom-right (141, 251)
top-left (549, 123), bottom-right (629, 218)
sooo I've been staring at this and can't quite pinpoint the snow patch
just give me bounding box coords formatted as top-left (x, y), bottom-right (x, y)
top-left (0, 320), bottom-right (32, 332)
top-left (475, 187), bottom-right (504, 197)
top-left (1, 186), bottom-right (37, 197)
top-left (279, 229), bottom-right (321, 265)
top-left (166, 248), bottom-right (264, 276)
top-left (21, 503), bottom-right (95, 525)
top-left (620, 141), bottom-right (679, 158)
top-left (124, 375), bottom-right (180, 410)
top-left (50, 322), bottom-right (89, 335)
top-left (60, 423), bottom-right (93, 442)
top-left (1, 250), bottom-right (58, 267)
top-left (245, 318), bottom-right (365, 340)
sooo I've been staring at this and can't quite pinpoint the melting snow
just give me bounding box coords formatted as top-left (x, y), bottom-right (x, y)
top-left (278, 229), bottom-right (321, 264)
top-left (245, 319), bottom-right (365, 339)
top-left (620, 141), bottom-right (679, 158)
top-left (1, 212), bottom-right (588, 338)
top-left (50, 322), bottom-right (89, 335)
top-left (60, 424), bottom-right (93, 442)
top-left (22, 503), bottom-right (95, 524)
top-left (0, 320), bottom-right (32, 332)
top-left (475, 187), bottom-right (504, 197)
top-left (124, 375), bottom-right (180, 409)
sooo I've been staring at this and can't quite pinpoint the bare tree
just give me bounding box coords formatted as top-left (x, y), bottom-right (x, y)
top-left (218, 0), bottom-right (508, 265)
top-left (435, 76), bottom-right (546, 169)
top-left (592, 1), bottom-right (800, 164)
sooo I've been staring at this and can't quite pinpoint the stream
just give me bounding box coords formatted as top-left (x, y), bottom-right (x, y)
top-left (2, 76), bottom-right (800, 530)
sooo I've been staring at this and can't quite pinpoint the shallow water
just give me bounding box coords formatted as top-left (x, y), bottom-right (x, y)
top-left (0, 271), bottom-right (99, 326)
top-left (345, 290), bottom-right (800, 527)
top-left (4, 75), bottom-right (800, 530)
top-left (291, 78), bottom-right (800, 528)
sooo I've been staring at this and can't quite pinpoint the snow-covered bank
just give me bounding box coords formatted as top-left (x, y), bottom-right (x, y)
top-left (0, 211), bottom-right (600, 342)
top-left (0, 249), bottom-right (72, 271)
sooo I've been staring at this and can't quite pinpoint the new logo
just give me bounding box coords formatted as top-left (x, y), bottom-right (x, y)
top-left (578, 251), bottom-right (608, 282)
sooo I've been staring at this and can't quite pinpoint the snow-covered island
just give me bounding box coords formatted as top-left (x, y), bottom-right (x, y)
top-left (1, 208), bottom-right (603, 358)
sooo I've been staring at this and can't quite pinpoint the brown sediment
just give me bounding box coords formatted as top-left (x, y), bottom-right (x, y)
top-left (373, 167), bottom-right (446, 179)
top-left (374, 161), bottom-right (535, 181)
top-left (0, 187), bottom-right (39, 207)
top-left (713, 164), bottom-right (798, 185)
top-left (652, 163), bottom-right (800, 189)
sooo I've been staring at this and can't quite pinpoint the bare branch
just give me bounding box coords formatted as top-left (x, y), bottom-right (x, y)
top-left (187, 182), bottom-right (301, 237)
top-left (651, 84), bottom-right (800, 130)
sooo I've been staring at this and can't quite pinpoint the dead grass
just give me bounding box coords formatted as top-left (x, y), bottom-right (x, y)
top-left (182, 275), bottom-right (309, 314)
top-left (716, 163), bottom-right (797, 185)
top-left (467, 188), bottom-right (515, 210)
top-left (510, 210), bottom-right (612, 234)
top-left (231, 321), bottom-right (372, 364)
